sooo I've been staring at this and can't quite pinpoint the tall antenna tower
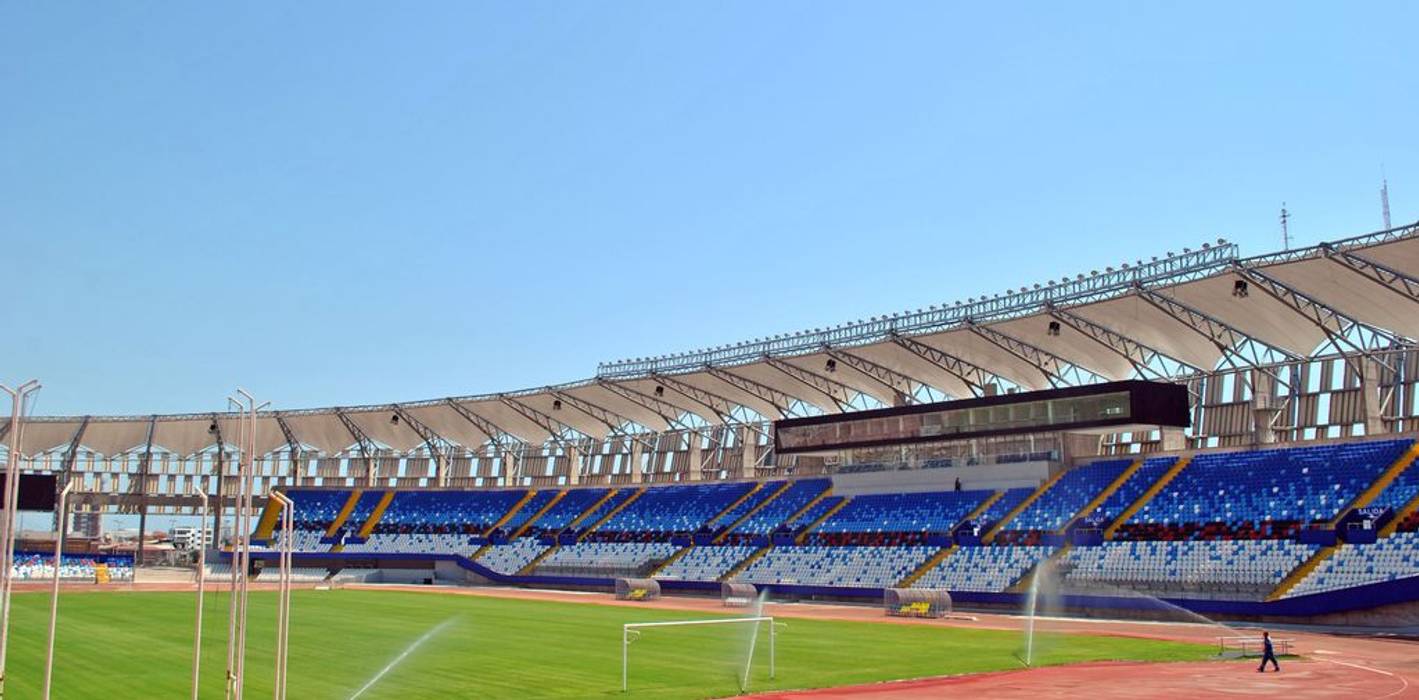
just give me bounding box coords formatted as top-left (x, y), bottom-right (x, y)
top-left (1280, 202), bottom-right (1291, 250)
top-left (1381, 178), bottom-right (1392, 230)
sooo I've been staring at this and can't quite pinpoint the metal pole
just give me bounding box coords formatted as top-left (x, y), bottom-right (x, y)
top-left (230, 390), bottom-right (269, 700)
top-left (269, 491), bottom-right (294, 700)
top-left (621, 627), bottom-right (627, 692)
top-left (224, 401), bottom-right (247, 700)
top-left (42, 480), bottom-right (74, 699)
top-left (192, 486), bottom-right (208, 700)
top-left (0, 379), bottom-right (40, 697)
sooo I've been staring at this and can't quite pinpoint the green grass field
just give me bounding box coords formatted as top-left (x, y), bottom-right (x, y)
top-left (1, 588), bottom-right (1214, 698)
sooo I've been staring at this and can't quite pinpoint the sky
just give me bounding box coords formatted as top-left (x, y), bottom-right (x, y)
top-left (4, 2), bottom-right (1417, 418)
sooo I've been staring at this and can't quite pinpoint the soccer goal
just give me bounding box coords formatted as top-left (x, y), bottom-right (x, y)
top-left (620, 617), bottom-right (781, 692)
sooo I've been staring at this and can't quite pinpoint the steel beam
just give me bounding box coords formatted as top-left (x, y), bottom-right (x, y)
top-left (443, 399), bottom-right (518, 450)
top-left (390, 404), bottom-right (449, 484)
top-left (135, 416), bottom-right (157, 567)
top-left (646, 373), bottom-right (741, 425)
top-left (1046, 305), bottom-right (1203, 380)
top-left (333, 408), bottom-right (377, 486)
top-left (498, 395), bottom-right (578, 445)
top-left (548, 390), bottom-right (662, 449)
top-left (888, 333), bottom-right (995, 397)
top-left (54, 417), bottom-right (89, 551)
top-left (821, 346), bottom-right (921, 404)
top-left (1134, 286), bottom-right (1303, 375)
top-left (274, 414), bottom-right (303, 486)
top-left (760, 355), bottom-right (855, 412)
top-left (209, 414), bottom-right (225, 542)
top-left (594, 381), bottom-right (692, 430)
top-left (965, 321), bottom-right (1104, 387)
top-left (1320, 244), bottom-right (1419, 303)
top-left (703, 366), bottom-right (796, 418)
top-left (1234, 265), bottom-right (1405, 371)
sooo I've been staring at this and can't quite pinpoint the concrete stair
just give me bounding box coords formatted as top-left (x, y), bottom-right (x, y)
top-left (647, 545), bottom-right (694, 577)
top-left (252, 497), bottom-right (284, 541)
top-left (897, 545), bottom-right (957, 587)
top-left (1380, 490), bottom-right (1419, 537)
top-left (577, 487), bottom-right (645, 541)
top-left (1008, 544), bottom-right (1074, 593)
top-left (1058, 457), bottom-right (1145, 534)
top-left (720, 545), bottom-right (772, 582)
top-left (517, 543), bottom-right (560, 576)
top-left (355, 491), bottom-right (395, 538)
top-left (983, 470), bottom-right (1069, 543)
top-left (713, 481), bottom-right (792, 543)
top-left (1104, 455), bottom-right (1192, 540)
top-left (1330, 442), bottom-right (1419, 527)
top-left (485, 489), bottom-right (536, 536)
top-left (324, 489), bottom-right (364, 538)
top-left (511, 490), bottom-right (567, 539)
top-left (1267, 546), bottom-right (1337, 601)
top-left (794, 497), bottom-right (851, 544)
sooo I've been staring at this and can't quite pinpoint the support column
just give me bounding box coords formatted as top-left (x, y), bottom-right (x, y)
top-left (688, 435), bottom-right (702, 482)
top-left (739, 426), bottom-right (754, 480)
top-left (136, 503), bottom-right (147, 569)
top-left (629, 441), bottom-right (643, 484)
top-left (1160, 427), bottom-right (1187, 451)
top-left (289, 450), bottom-right (303, 488)
top-left (211, 453), bottom-right (224, 547)
top-left (1251, 369), bottom-right (1279, 445)
top-left (1361, 357), bottom-right (1385, 435)
top-left (565, 445), bottom-right (580, 486)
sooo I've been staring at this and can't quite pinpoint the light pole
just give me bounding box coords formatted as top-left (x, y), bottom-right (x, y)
top-left (224, 390), bottom-right (268, 700)
top-left (191, 485), bottom-right (208, 700)
top-left (41, 480), bottom-right (74, 699)
top-left (268, 490), bottom-right (294, 700)
top-left (0, 379), bottom-right (41, 696)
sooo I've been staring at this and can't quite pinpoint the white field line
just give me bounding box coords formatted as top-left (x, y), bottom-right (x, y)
top-left (1319, 658), bottom-right (1410, 699)
top-left (349, 619), bottom-right (456, 699)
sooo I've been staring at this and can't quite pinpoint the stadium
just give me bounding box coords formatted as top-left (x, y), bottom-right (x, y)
top-left (4, 219), bottom-right (1419, 698)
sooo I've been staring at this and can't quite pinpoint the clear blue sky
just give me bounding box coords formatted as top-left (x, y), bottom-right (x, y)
top-left (5, 2), bottom-right (1416, 418)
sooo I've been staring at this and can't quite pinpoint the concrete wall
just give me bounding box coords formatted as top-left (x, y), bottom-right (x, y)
top-left (830, 461), bottom-right (1051, 496)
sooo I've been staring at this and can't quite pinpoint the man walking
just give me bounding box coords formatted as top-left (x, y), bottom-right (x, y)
top-left (1257, 631), bottom-right (1280, 672)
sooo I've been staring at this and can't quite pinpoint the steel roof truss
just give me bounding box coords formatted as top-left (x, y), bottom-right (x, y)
top-left (761, 355), bottom-right (855, 412)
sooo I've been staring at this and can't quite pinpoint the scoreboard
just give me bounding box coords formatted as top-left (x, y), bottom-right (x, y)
top-left (774, 380), bottom-right (1189, 454)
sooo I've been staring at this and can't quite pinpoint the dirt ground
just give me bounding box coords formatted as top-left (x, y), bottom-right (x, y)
top-left (19, 580), bottom-right (1419, 698)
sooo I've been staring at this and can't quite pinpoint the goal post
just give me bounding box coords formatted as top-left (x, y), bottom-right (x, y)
top-left (621, 617), bottom-right (779, 692)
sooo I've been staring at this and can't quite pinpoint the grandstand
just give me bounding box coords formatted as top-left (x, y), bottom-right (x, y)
top-left (7, 221), bottom-right (1419, 635)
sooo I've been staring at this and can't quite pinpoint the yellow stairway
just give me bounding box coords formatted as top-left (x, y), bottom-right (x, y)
top-left (720, 545), bottom-right (772, 582)
top-left (511, 490), bottom-right (567, 539)
top-left (897, 545), bottom-right (957, 587)
top-left (1104, 455), bottom-right (1192, 540)
top-left (517, 543), bottom-right (560, 575)
top-left (794, 497), bottom-right (851, 544)
top-left (252, 497), bottom-right (284, 541)
top-left (1267, 546), bottom-right (1337, 601)
top-left (983, 469), bottom-right (1071, 543)
top-left (648, 545), bottom-right (694, 577)
top-left (563, 489), bottom-right (619, 533)
top-left (1380, 490), bottom-right (1419, 537)
top-left (1008, 544), bottom-right (1073, 593)
top-left (576, 487), bottom-right (645, 542)
top-left (324, 489), bottom-right (364, 538)
top-left (355, 491), bottom-right (396, 538)
top-left (1059, 457), bottom-right (1145, 534)
top-left (713, 481), bottom-right (792, 543)
top-left (1330, 443), bottom-right (1419, 527)
top-left (485, 489), bottom-right (537, 536)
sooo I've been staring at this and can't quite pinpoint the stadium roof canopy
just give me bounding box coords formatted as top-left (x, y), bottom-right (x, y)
top-left (8, 220), bottom-right (1419, 458)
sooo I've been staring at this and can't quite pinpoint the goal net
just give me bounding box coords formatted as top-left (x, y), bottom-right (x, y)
top-left (620, 617), bottom-right (780, 694)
